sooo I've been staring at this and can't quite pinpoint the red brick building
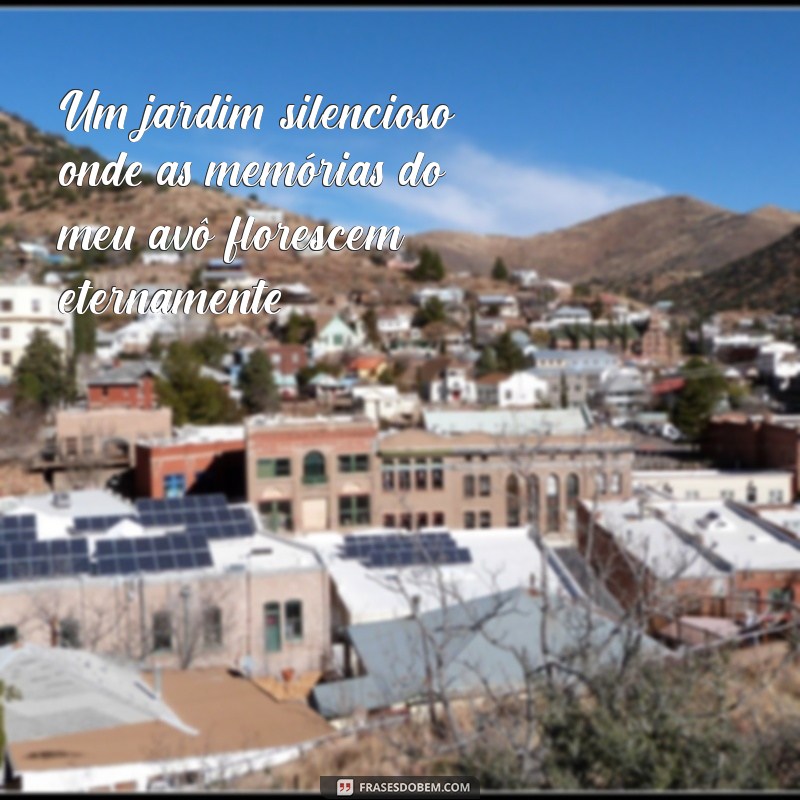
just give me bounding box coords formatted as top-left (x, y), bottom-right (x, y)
top-left (135, 426), bottom-right (246, 500)
top-left (87, 362), bottom-right (159, 411)
top-left (264, 344), bottom-right (308, 376)
top-left (703, 414), bottom-right (800, 498)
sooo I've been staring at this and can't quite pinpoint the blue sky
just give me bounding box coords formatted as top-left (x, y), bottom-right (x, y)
top-left (3, 9), bottom-right (800, 236)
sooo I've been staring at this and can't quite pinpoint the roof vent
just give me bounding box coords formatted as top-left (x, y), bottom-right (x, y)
top-left (52, 492), bottom-right (70, 509)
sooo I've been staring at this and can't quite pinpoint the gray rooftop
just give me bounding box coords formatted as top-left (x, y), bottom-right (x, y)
top-left (423, 407), bottom-right (592, 437)
top-left (0, 644), bottom-right (191, 743)
top-left (312, 588), bottom-right (664, 719)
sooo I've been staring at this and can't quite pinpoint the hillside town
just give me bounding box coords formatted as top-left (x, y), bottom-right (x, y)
top-left (4, 210), bottom-right (800, 789)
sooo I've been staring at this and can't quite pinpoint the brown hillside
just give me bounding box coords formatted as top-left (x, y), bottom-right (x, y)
top-left (409, 195), bottom-right (800, 296)
top-left (659, 224), bottom-right (800, 315)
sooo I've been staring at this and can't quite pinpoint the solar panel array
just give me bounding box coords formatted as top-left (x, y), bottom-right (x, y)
top-left (0, 494), bottom-right (258, 584)
top-left (73, 515), bottom-right (136, 534)
top-left (134, 495), bottom-right (256, 539)
top-left (341, 532), bottom-right (472, 569)
top-left (0, 538), bottom-right (90, 580)
top-left (94, 532), bottom-right (213, 576)
top-left (0, 514), bottom-right (37, 543)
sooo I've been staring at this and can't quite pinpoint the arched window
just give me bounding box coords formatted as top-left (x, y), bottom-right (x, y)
top-left (546, 474), bottom-right (560, 533)
top-left (526, 475), bottom-right (540, 524)
top-left (566, 473), bottom-right (580, 510)
top-left (610, 471), bottom-right (622, 494)
top-left (506, 475), bottom-right (521, 527)
top-left (596, 472), bottom-right (607, 496)
top-left (303, 451), bottom-right (326, 484)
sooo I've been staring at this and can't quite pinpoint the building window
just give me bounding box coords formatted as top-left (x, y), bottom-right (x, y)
top-left (431, 459), bottom-right (444, 490)
top-left (415, 468), bottom-right (428, 491)
top-left (566, 473), bottom-right (580, 510)
top-left (264, 602), bottom-right (282, 653)
top-left (339, 495), bottom-right (371, 526)
top-left (65, 437), bottom-right (79, 458)
top-left (464, 511), bottom-right (476, 529)
top-left (203, 606), bottom-right (223, 648)
top-left (479, 475), bottom-right (491, 497)
top-left (479, 511), bottom-right (492, 528)
top-left (163, 473), bottom-right (186, 499)
top-left (59, 617), bottom-right (81, 649)
top-left (745, 482), bottom-right (757, 503)
top-left (610, 471), bottom-right (622, 494)
top-left (398, 467), bottom-right (411, 491)
top-left (506, 475), bottom-right (521, 526)
top-left (285, 600), bottom-right (303, 642)
top-left (32, 299), bottom-right (41, 313)
top-left (0, 300), bottom-right (12, 313)
top-left (257, 458), bottom-right (291, 479)
top-left (303, 451), bottom-right (327, 485)
top-left (720, 490), bottom-right (734, 501)
top-left (596, 472), bottom-right (607, 496)
top-left (417, 512), bottom-right (429, 529)
top-left (383, 513), bottom-right (397, 528)
top-left (0, 328), bottom-right (8, 340)
top-left (382, 470), bottom-right (395, 491)
top-left (769, 489), bottom-right (784, 504)
top-left (463, 475), bottom-right (476, 498)
top-left (433, 512), bottom-right (445, 526)
top-left (1, 352), bottom-right (10, 367)
top-left (338, 454), bottom-right (370, 473)
top-left (546, 474), bottom-right (560, 533)
top-left (400, 513), bottom-right (413, 530)
top-left (527, 475), bottom-right (540, 523)
top-left (259, 500), bottom-right (293, 532)
top-left (152, 611), bottom-right (172, 651)
top-left (0, 626), bottom-right (17, 646)
top-left (81, 436), bottom-right (94, 457)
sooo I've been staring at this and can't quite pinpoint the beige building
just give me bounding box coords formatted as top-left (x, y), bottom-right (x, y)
top-left (0, 490), bottom-right (331, 679)
top-left (245, 409), bottom-right (635, 536)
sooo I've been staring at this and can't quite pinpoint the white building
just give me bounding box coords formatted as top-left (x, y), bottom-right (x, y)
top-left (633, 469), bottom-right (793, 505)
top-left (141, 249), bottom-right (181, 266)
top-left (475, 371), bottom-right (549, 408)
top-left (351, 385), bottom-right (420, 424)
top-left (757, 341), bottom-right (800, 385)
top-left (310, 316), bottom-right (366, 361)
top-left (0, 283), bottom-right (73, 380)
top-left (510, 269), bottom-right (539, 287)
top-left (246, 207), bottom-right (284, 225)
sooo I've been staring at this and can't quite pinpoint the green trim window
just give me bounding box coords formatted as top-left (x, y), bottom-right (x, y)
top-left (264, 602), bottom-right (282, 653)
top-left (257, 458), bottom-right (291, 479)
top-left (339, 495), bottom-right (371, 526)
top-left (259, 500), bottom-right (293, 532)
top-left (339, 454), bottom-right (370, 473)
top-left (285, 600), bottom-right (303, 642)
top-left (303, 451), bottom-right (327, 485)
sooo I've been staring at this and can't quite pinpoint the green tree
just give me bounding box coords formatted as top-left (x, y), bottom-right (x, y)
top-left (13, 330), bottom-right (73, 411)
top-left (239, 350), bottom-right (280, 414)
top-left (156, 342), bottom-right (240, 425)
top-left (670, 356), bottom-right (727, 442)
top-left (362, 307), bottom-right (381, 346)
top-left (190, 331), bottom-right (229, 369)
top-left (491, 257), bottom-right (509, 282)
top-left (284, 313), bottom-right (317, 345)
top-left (409, 247), bottom-right (445, 282)
top-left (413, 297), bottom-right (447, 328)
top-left (70, 274), bottom-right (96, 356)
top-left (494, 331), bottom-right (527, 372)
top-left (476, 346), bottom-right (498, 376)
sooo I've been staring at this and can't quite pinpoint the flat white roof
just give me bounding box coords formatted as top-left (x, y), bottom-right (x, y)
top-left (633, 469), bottom-right (794, 480)
top-left (654, 499), bottom-right (800, 572)
top-left (594, 498), bottom-right (728, 580)
top-left (296, 526), bottom-right (576, 624)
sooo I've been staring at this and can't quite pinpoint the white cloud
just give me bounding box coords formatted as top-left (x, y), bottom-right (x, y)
top-left (369, 143), bottom-right (665, 235)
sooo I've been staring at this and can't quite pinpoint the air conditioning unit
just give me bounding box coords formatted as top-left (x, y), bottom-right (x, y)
top-left (52, 492), bottom-right (71, 509)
